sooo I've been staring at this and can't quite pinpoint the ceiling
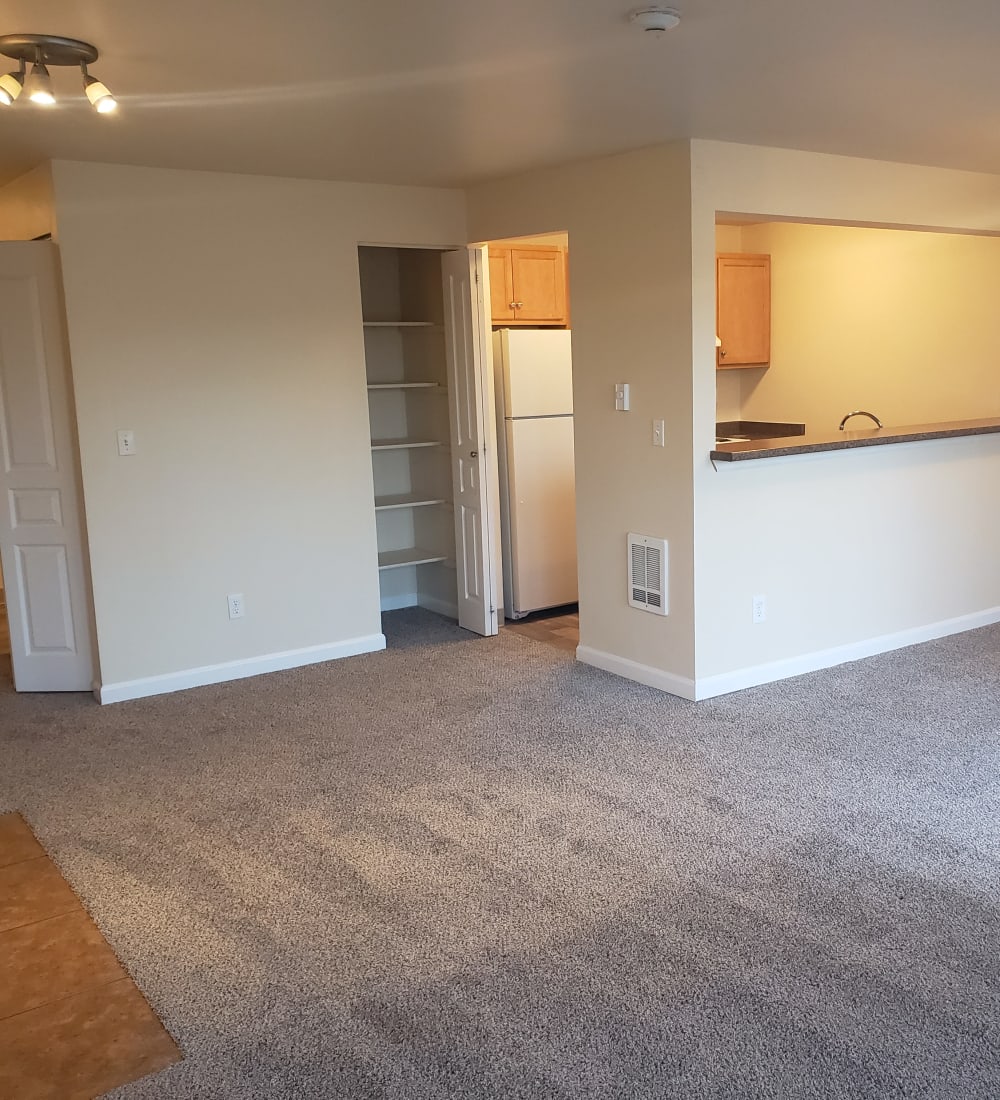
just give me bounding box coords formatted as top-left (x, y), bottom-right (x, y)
top-left (2, 0), bottom-right (1000, 190)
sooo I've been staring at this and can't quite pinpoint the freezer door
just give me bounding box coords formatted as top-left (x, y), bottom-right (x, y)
top-left (506, 416), bottom-right (578, 616)
top-left (500, 329), bottom-right (573, 418)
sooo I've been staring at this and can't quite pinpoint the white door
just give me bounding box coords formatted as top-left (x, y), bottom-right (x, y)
top-left (0, 242), bottom-right (94, 691)
top-left (441, 248), bottom-right (499, 636)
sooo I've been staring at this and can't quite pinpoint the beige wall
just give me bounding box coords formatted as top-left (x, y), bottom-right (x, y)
top-left (0, 165), bottom-right (55, 240)
top-left (717, 221), bottom-right (1000, 431)
top-left (38, 140), bottom-right (1000, 701)
top-left (692, 141), bottom-right (1000, 691)
top-left (50, 160), bottom-right (467, 691)
top-left (468, 144), bottom-right (697, 687)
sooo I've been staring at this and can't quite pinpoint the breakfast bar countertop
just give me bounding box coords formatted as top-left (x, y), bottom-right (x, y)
top-left (710, 417), bottom-right (1000, 462)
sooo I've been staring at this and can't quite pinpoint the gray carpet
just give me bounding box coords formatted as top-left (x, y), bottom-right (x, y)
top-left (1, 609), bottom-right (998, 1099)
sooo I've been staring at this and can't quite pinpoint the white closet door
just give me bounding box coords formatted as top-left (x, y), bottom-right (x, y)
top-left (0, 242), bottom-right (94, 691)
top-left (441, 248), bottom-right (498, 637)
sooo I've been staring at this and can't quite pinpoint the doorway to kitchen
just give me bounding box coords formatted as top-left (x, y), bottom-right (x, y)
top-left (479, 231), bottom-right (579, 659)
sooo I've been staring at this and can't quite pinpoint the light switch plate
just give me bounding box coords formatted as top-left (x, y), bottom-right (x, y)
top-left (116, 429), bottom-right (135, 456)
top-left (652, 419), bottom-right (665, 447)
top-left (615, 383), bottom-right (630, 411)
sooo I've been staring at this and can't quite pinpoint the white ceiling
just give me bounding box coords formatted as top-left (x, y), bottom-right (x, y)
top-left (2, 0), bottom-right (1000, 190)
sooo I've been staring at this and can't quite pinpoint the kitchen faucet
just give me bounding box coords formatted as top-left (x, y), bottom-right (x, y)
top-left (839, 410), bottom-right (883, 431)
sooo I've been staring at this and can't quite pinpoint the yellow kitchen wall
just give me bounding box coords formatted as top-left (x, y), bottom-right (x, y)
top-left (468, 143), bottom-right (697, 691)
top-left (49, 159), bottom-right (467, 697)
top-left (692, 141), bottom-right (1000, 694)
top-left (0, 164), bottom-right (55, 240)
top-left (736, 221), bottom-right (1000, 431)
top-left (714, 225), bottom-right (743, 252)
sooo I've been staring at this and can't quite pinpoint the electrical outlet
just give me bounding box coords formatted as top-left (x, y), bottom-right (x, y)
top-left (227, 593), bottom-right (245, 620)
top-left (752, 594), bottom-right (767, 624)
top-left (652, 419), bottom-right (665, 447)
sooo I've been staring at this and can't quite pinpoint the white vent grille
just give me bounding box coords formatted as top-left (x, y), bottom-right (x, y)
top-left (628, 532), bottom-right (668, 615)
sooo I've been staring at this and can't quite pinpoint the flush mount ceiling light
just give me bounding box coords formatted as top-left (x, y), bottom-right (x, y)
top-left (0, 33), bottom-right (117, 112)
top-left (629, 6), bottom-right (681, 35)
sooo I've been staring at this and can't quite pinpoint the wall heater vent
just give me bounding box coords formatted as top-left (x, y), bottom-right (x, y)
top-left (628, 532), bottom-right (668, 616)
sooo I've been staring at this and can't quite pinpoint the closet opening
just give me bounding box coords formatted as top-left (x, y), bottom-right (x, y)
top-left (358, 244), bottom-right (498, 647)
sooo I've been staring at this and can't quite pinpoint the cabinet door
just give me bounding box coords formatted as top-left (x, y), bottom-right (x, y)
top-left (488, 249), bottom-right (515, 324)
top-left (510, 247), bottom-right (567, 324)
top-left (717, 254), bottom-right (770, 367)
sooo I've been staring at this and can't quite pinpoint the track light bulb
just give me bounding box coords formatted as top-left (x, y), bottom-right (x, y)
top-left (26, 61), bottom-right (55, 105)
top-left (83, 74), bottom-right (116, 112)
top-left (0, 64), bottom-right (24, 106)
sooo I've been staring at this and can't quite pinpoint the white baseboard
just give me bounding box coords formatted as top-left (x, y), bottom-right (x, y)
top-left (377, 594), bottom-right (459, 620)
top-left (417, 594), bottom-right (459, 620)
top-left (94, 634), bottom-right (387, 705)
top-left (693, 606), bottom-right (1000, 700)
top-left (380, 593), bottom-right (417, 612)
top-left (577, 606), bottom-right (1000, 702)
top-left (575, 645), bottom-right (697, 700)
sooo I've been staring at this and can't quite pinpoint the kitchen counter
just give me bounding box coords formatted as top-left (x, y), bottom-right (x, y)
top-left (710, 416), bottom-right (1000, 462)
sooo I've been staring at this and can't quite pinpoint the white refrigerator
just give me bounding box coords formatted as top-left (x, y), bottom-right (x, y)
top-left (492, 329), bottom-right (577, 620)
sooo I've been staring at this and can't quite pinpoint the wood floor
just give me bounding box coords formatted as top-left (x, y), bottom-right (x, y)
top-left (503, 605), bottom-right (579, 653)
top-left (0, 813), bottom-right (180, 1099)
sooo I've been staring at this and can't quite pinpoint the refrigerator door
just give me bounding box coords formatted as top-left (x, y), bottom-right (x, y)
top-left (506, 415), bottom-right (578, 615)
top-left (500, 329), bottom-right (573, 419)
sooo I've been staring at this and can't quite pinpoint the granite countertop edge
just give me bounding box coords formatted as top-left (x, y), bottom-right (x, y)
top-left (710, 417), bottom-right (1000, 462)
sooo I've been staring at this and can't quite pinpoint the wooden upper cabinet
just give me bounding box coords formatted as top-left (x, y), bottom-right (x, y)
top-left (489, 251), bottom-right (515, 324)
top-left (716, 253), bottom-right (770, 367)
top-left (489, 245), bottom-right (568, 326)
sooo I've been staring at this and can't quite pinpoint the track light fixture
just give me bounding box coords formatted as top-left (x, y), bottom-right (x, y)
top-left (0, 33), bottom-right (117, 113)
top-left (0, 59), bottom-right (25, 105)
top-left (26, 57), bottom-right (56, 106)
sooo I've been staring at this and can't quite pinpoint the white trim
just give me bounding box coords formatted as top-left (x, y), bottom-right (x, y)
top-left (94, 634), bottom-right (387, 705)
top-left (380, 592), bottom-right (418, 612)
top-left (576, 606), bottom-right (1000, 702)
top-left (575, 645), bottom-right (697, 700)
top-left (693, 606), bottom-right (1000, 700)
top-left (376, 594), bottom-right (459, 619)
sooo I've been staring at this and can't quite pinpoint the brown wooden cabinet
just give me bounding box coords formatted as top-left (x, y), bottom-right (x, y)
top-left (716, 253), bottom-right (770, 367)
top-left (489, 245), bottom-right (568, 326)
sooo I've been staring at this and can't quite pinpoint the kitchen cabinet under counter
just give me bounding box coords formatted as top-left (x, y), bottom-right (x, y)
top-left (716, 420), bottom-right (805, 442)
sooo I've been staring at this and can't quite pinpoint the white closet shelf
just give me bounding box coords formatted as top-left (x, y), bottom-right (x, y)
top-left (366, 382), bottom-right (445, 390)
top-left (378, 548), bottom-right (449, 570)
top-left (374, 494), bottom-right (449, 511)
top-left (363, 320), bottom-right (442, 328)
top-left (370, 438), bottom-right (446, 451)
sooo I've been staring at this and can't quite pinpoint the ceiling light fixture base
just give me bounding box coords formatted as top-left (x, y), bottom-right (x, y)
top-left (0, 34), bottom-right (99, 67)
top-left (629, 7), bottom-right (681, 34)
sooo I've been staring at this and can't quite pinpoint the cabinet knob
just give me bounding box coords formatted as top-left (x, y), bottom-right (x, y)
top-left (510, 301), bottom-right (523, 310)
top-left (719, 348), bottom-right (727, 358)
